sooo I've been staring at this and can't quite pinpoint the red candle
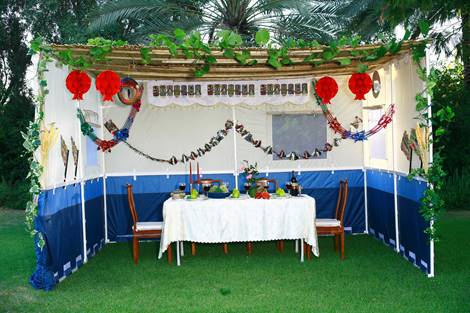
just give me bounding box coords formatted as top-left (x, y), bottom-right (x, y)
top-left (189, 162), bottom-right (193, 185)
top-left (197, 162), bottom-right (200, 184)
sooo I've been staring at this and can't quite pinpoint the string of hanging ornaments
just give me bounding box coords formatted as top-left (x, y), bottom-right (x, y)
top-left (66, 69), bottom-right (394, 164)
top-left (313, 76), bottom-right (395, 141)
top-left (66, 70), bottom-right (143, 152)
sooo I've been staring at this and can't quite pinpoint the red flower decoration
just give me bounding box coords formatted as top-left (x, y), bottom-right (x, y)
top-left (65, 70), bottom-right (91, 100)
top-left (96, 70), bottom-right (121, 101)
top-left (348, 73), bottom-right (372, 100)
top-left (315, 76), bottom-right (338, 104)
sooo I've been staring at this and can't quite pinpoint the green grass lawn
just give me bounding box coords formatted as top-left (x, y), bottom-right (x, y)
top-left (0, 209), bottom-right (469, 313)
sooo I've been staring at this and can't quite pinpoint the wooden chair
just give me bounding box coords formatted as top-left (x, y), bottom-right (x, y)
top-left (308, 179), bottom-right (349, 260)
top-left (127, 184), bottom-right (172, 264)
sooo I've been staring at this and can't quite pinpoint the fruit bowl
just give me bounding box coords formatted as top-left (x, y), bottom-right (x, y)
top-left (207, 192), bottom-right (231, 199)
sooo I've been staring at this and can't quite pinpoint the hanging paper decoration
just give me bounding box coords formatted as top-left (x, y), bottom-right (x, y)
top-left (314, 76), bottom-right (338, 104)
top-left (60, 136), bottom-right (69, 182)
top-left (122, 121), bottom-right (235, 164)
top-left (312, 80), bottom-right (394, 141)
top-left (401, 131), bottom-right (412, 160)
top-left (120, 119), bottom-right (340, 164)
top-left (96, 70), bottom-right (121, 101)
top-left (348, 73), bottom-right (372, 100)
top-left (77, 75), bottom-right (144, 153)
top-left (66, 70), bottom-right (91, 100)
top-left (71, 137), bottom-right (79, 180)
top-left (39, 123), bottom-right (59, 187)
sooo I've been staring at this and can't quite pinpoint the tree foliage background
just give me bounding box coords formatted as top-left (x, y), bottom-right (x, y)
top-left (0, 0), bottom-right (468, 210)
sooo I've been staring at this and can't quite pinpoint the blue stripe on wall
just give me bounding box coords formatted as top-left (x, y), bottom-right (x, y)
top-left (367, 169), bottom-right (431, 275)
top-left (397, 176), bottom-right (430, 274)
top-left (84, 178), bottom-right (105, 257)
top-left (37, 188), bottom-right (84, 280)
top-left (366, 169), bottom-right (396, 248)
top-left (106, 170), bottom-right (366, 241)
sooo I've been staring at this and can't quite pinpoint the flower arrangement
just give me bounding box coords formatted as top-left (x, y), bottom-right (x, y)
top-left (240, 160), bottom-right (259, 184)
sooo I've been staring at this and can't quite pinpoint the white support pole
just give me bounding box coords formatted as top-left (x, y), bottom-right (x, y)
top-left (176, 241), bottom-right (181, 266)
top-left (231, 107), bottom-right (239, 189)
top-left (295, 239), bottom-right (299, 253)
top-left (99, 102), bottom-right (109, 243)
top-left (390, 63), bottom-right (400, 253)
top-left (77, 101), bottom-right (88, 263)
top-left (363, 168), bottom-right (369, 234)
top-left (180, 241), bottom-right (184, 257)
top-left (300, 239), bottom-right (304, 262)
top-left (426, 48), bottom-right (435, 278)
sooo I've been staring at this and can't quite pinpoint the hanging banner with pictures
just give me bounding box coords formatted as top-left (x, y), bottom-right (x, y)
top-left (146, 78), bottom-right (313, 107)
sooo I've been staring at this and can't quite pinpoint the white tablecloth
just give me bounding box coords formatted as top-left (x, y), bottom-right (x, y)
top-left (158, 195), bottom-right (319, 258)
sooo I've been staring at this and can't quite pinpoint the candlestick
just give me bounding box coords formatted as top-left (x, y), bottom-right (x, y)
top-left (189, 162), bottom-right (193, 190)
top-left (197, 162), bottom-right (200, 191)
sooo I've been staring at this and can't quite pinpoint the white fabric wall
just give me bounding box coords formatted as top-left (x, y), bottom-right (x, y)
top-left (363, 53), bottom-right (424, 173)
top-left (41, 61), bottom-right (103, 188)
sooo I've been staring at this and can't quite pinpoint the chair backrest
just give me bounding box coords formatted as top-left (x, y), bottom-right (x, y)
top-left (127, 184), bottom-right (138, 229)
top-left (334, 180), bottom-right (344, 220)
top-left (336, 179), bottom-right (349, 225)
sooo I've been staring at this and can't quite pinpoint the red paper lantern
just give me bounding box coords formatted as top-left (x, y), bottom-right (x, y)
top-left (348, 73), bottom-right (372, 100)
top-left (96, 70), bottom-right (121, 101)
top-left (315, 76), bottom-right (338, 104)
top-left (65, 70), bottom-right (91, 100)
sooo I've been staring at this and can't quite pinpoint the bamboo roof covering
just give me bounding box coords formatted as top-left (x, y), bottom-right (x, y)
top-left (51, 41), bottom-right (417, 81)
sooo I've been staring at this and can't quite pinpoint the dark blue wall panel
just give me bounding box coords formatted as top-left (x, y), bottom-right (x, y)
top-left (397, 175), bottom-right (430, 274)
top-left (366, 170), bottom-right (396, 248)
top-left (84, 178), bottom-right (105, 258)
top-left (35, 184), bottom-right (84, 285)
top-left (367, 169), bottom-right (431, 275)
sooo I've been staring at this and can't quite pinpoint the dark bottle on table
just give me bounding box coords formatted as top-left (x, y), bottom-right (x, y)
top-left (290, 171), bottom-right (299, 196)
top-left (290, 171), bottom-right (297, 184)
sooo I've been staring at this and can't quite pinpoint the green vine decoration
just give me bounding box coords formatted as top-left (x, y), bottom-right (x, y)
top-left (406, 29), bottom-right (454, 241)
top-left (27, 26), bottom-right (449, 244)
top-left (21, 48), bottom-right (52, 248)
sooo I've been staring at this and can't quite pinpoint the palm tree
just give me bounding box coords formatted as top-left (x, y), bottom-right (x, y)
top-left (89, 0), bottom-right (344, 44)
top-left (338, 0), bottom-right (470, 89)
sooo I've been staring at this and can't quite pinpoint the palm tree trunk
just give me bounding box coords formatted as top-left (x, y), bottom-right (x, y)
top-left (462, 11), bottom-right (470, 90)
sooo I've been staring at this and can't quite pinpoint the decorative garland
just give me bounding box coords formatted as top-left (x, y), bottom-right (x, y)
top-left (311, 80), bottom-right (395, 141)
top-left (117, 119), bottom-right (340, 164)
top-left (121, 120), bottom-right (234, 165)
top-left (233, 122), bottom-right (336, 160)
top-left (76, 76), bottom-right (143, 152)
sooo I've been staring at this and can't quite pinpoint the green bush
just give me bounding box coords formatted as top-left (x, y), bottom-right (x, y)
top-left (441, 167), bottom-right (470, 211)
top-left (0, 179), bottom-right (30, 210)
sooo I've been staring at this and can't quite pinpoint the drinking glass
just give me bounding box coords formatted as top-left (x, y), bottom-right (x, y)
top-left (203, 183), bottom-right (211, 196)
top-left (244, 182), bottom-right (251, 194)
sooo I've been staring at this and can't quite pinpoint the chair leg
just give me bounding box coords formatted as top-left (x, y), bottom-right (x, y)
top-left (340, 231), bottom-right (345, 260)
top-left (223, 243), bottom-right (228, 254)
top-left (132, 236), bottom-right (139, 264)
top-left (167, 244), bottom-right (173, 264)
top-left (191, 242), bottom-right (196, 256)
top-left (279, 240), bottom-right (285, 253)
top-left (304, 242), bottom-right (311, 260)
top-left (334, 235), bottom-right (339, 252)
top-left (247, 242), bottom-right (253, 255)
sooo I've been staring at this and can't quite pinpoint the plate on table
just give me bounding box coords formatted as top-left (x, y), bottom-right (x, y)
top-left (207, 192), bottom-right (231, 199)
top-left (226, 194), bottom-right (249, 200)
top-left (270, 193), bottom-right (291, 199)
top-left (185, 195), bottom-right (208, 201)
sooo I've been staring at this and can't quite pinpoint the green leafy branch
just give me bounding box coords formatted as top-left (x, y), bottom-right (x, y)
top-left (408, 41), bottom-right (455, 241)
